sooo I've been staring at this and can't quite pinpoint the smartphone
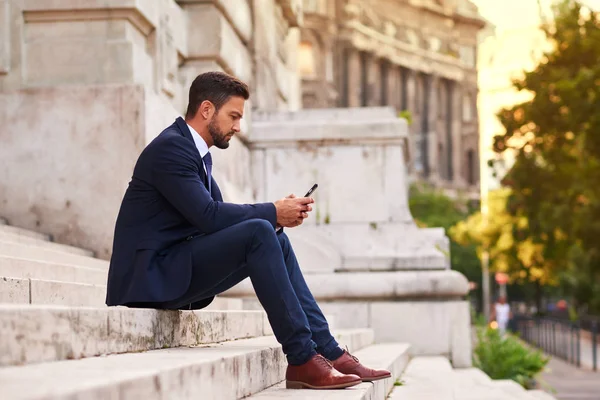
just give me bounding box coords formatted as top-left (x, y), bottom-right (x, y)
top-left (304, 183), bottom-right (318, 197)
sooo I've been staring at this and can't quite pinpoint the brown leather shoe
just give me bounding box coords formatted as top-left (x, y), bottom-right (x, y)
top-left (286, 354), bottom-right (362, 389)
top-left (330, 349), bottom-right (392, 382)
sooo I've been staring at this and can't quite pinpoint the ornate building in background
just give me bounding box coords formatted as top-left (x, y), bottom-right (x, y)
top-left (299, 0), bottom-right (485, 199)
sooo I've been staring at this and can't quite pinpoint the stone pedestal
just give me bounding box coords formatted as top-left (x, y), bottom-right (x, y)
top-left (223, 107), bottom-right (472, 367)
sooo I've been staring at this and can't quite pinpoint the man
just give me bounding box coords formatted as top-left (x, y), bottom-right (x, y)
top-left (106, 72), bottom-right (390, 390)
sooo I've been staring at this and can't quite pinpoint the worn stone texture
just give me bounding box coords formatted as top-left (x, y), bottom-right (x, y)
top-left (0, 305), bottom-right (268, 366)
top-left (0, 85), bottom-right (146, 259)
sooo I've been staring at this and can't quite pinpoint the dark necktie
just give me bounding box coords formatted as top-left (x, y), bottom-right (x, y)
top-left (203, 152), bottom-right (213, 196)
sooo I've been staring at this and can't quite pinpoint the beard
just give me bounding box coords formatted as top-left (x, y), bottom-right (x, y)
top-left (208, 118), bottom-right (233, 149)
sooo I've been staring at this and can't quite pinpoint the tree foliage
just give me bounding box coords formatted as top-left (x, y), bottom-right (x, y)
top-left (489, 0), bottom-right (600, 313)
top-left (408, 183), bottom-right (481, 291)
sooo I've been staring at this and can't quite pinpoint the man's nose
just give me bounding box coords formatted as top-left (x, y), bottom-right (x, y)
top-left (232, 122), bottom-right (241, 132)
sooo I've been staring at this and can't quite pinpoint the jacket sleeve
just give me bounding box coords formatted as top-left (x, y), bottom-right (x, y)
top-left (150, 136), bottom-right (277, 233)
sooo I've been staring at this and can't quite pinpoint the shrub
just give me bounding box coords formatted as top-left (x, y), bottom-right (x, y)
top-left (473, 327), bottom-right (549, 388)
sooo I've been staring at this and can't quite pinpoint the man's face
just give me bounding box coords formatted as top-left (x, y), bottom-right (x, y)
top-left (208, 96), bottom-right (244, 149)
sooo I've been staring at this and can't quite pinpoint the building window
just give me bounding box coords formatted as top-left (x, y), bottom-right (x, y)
top-left (462, 93), bottom-right (473, 122)
top-left (298, 41), bottom-right (316, 78)
top-left (467, 149), bottom-right (476, 185)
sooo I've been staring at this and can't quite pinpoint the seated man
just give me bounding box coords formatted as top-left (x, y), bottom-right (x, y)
top-left (106, 71), bottom-right (390, 390)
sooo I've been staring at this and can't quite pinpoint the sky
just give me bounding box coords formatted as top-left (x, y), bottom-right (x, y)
top-left (471, 0), bottom-right (599, 191)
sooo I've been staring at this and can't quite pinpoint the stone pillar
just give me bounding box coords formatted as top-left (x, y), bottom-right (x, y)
top-left (346, 48), bottom-right (361, 108)
top-left (445, 79), bottom-right (455, 182)
top-left (251, 0), bottom-right (301, 111)
top-left (419, 73), bottom-right (432, 178)
top-left (367, 55), bottom-right (381, 107)
top-left (451, 82), bottom-right (464, 188)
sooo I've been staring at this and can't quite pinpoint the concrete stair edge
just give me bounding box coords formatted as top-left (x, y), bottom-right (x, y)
top-left (0, 336), bottom-right (285, 400)
top-left (0, 226), bottom-right (94, 257)
top-left (0, 303), bottom-right (374, 367)
top-left (0, 256), bottom-right (107, 285)
top-left (0, 241), bottom-right (107, 270)
top-left (0, 276), bottom-right (107, 306)
top-left (0, 305), bottom-right (269, 366)
top-left (247, 342), bottom-right (411, 400)
top-left (0, 330), bottom-right (376, 400)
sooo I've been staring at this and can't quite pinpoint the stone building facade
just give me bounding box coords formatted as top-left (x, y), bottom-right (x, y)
top-left (298, 0), bottom-right (485, 198)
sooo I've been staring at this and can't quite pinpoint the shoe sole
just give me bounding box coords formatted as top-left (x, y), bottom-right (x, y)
top-left (361, 373), bottom-right (392, 382)
top-left (286, 379), bottom-right (362, 390)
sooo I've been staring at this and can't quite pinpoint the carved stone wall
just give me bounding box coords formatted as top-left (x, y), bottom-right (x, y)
top-left (299, 0), bottom-right (484, 198)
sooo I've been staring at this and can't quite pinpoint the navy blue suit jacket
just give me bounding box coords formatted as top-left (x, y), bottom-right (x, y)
top-left (105, 117), bottom-right (277, 309)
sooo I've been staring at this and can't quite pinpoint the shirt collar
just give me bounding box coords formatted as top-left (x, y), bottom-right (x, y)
top-left (187, 123), bottom-right (209, 159)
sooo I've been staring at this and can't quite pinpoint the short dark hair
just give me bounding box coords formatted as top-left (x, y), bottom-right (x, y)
top-left (185, 72), bottom-right (250, 119)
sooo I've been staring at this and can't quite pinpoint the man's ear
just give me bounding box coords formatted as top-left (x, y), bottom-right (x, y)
top-left (199, 100), bottom-right (215, 120)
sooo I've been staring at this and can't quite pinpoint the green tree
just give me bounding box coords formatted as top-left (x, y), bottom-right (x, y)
top-left (491, 0), bottom-right (600, 313)
top-left (408, 183), bottom-right (481, 303)
top-left (451, 189), bottom-right (558, 309)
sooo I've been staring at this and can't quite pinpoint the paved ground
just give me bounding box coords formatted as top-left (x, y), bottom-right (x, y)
top-left (540, 356), bottom-right (600, 400)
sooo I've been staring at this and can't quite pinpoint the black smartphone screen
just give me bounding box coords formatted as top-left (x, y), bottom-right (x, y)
top-left (304, 184), bottom-right (318, 197)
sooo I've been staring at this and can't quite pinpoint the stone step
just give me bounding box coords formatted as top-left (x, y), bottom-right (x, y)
top-left (0, 305), bottom-right (268, 366)
top-left (0, 224), bottom-right (50, 241)
top-left (0, 276), bottom-right (106, 306)
top-left (0, 303), bottom-right (373, 367)
top-left (390, 357), bottom-right (506, 400)
top-left (247, 342), bottom-right (410, 400)
top-left (0, 330), bottom-right (373, 400)
top-left (0, 256), bottom-right (107, 285)
top-left (0, 241), bottom-right (107, 270)
top-left (0, 222), bottom-right (94, 257)
top-left (453, 369), bottom-right (557, 400)
top-left (525, 390), bottom-right (557, 400)
top-left (490, 379), bottom-right (531, 399)
top-left (203, 296), bottom-right (244, 310)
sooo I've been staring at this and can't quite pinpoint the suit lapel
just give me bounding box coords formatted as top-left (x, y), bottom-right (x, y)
top-left (174, 117), bottom-right (209, 189)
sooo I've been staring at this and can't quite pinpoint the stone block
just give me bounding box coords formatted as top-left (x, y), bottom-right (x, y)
top-left (185, 3), bottom-right (252, 84)
top-left (0, 85), bottom-right (148, 259)
top-left (283, 228), bottom-right (341, 273)
top-left (370, 300), bottom-right (472, 367)
top-left (178, 0), bottom-right (253, 43)
top-left (0, 277), bottom-right (29, 304)
top-left (29, 279), bottom-right (106, 307)
top-left (225, 270), bottom-right (468, 300)
top-left (0, 256), bottom-right (107, 286)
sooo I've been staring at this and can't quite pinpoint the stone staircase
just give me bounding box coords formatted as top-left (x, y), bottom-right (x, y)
top-left (0, 218), bottom-right (556, 399)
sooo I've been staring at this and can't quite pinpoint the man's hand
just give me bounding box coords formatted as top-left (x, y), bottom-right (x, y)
top-left (274, 193), bottom-right (314, 228)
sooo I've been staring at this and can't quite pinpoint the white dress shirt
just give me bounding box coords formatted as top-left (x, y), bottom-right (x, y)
top-left (187, 123), bottom-right (209, 173)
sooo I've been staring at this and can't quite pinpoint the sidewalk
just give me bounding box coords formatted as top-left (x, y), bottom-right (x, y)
top-left (540, 356), bottom-right (600, 400)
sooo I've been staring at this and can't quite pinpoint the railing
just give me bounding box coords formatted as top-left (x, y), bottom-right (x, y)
top-left (513, 315), bottom-right (598, 371)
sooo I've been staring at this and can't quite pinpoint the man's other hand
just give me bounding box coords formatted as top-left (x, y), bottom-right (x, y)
top-left (274, 194), bottom-right (314, 228)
